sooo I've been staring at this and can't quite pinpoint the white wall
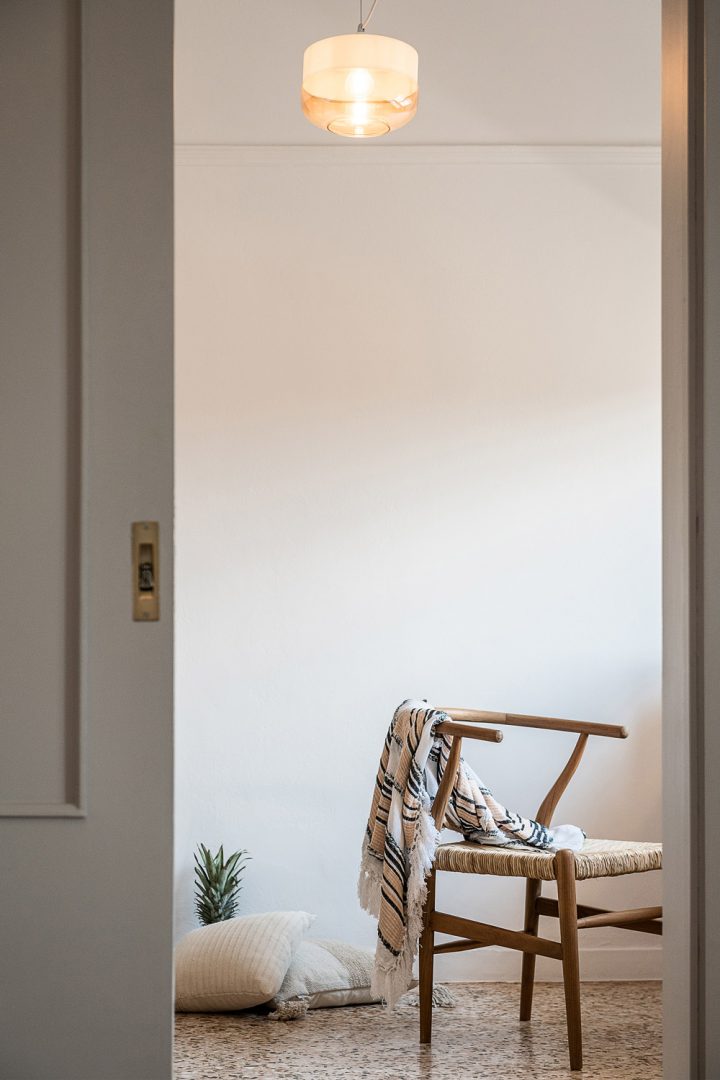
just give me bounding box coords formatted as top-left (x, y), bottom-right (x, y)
top-left (175, 144), bottom-right (661, 979)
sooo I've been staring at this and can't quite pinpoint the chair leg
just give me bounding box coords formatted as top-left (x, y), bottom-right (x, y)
top-left (519, 877), bottom-right (542, 1021)
top-left (556, 849), bottom-right (582, 1072)
top-left (419, 868), bottom-right (436, 1044)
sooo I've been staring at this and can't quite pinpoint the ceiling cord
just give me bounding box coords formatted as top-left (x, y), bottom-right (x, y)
top-left (357, 0), bottom-right (381, 33)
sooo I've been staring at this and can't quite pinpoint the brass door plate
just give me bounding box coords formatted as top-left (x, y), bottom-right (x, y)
top-left (132, 521), bottom-right (159, 621)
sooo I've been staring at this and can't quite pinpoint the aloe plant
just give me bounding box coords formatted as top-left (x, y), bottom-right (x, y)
top-left (194, 843), bottom-right (249, 926)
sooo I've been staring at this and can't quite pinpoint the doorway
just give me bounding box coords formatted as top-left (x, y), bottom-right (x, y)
top-left (174, 2), bottom-right (663, 1076)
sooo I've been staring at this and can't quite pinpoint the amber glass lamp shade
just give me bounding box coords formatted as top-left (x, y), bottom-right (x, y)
top-left (301, 33), bottom-right (418, 138)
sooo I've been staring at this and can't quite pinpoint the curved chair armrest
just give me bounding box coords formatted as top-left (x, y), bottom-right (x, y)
top-left (438, 708), bottom-right (628, 740)
top-left (434, 720), bottom-right (503, 743)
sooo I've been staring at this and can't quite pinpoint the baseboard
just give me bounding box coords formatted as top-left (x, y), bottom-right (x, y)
top-left (435, 946), bottom-right (662, 982)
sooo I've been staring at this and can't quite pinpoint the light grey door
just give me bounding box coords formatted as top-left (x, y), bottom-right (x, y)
top-left (0, 3), bottom-right (174, 1077)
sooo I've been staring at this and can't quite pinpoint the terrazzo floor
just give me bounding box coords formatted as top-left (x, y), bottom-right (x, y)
top-left (174, 982), bottom-right (661, 1080)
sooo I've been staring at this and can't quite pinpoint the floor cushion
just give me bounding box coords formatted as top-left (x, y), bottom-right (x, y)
top-left (175, 911), bottom-right (315, 1012)
top-left (268, 938), bottom-right (381, 1019)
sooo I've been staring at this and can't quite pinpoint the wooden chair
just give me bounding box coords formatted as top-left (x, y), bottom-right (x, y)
top-left (419, 708), bottom-right (662, 1072)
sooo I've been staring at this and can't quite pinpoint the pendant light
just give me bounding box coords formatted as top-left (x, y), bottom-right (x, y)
top-left (301, 0), bottom-right (418, 139)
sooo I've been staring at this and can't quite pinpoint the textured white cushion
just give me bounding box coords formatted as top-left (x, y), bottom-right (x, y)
top-left (175, 911), bottom-right (315, 1012)
top-left (270, 939), bottom-right (380, 1013)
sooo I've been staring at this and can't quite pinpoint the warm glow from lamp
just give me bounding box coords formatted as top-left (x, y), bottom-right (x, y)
top-left (301, 34), bottom-right (418, 138)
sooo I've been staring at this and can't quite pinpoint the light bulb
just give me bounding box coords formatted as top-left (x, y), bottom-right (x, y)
top-left (350, 100), bottom-right (371, 125)
top-left (345, 67), bottom-right (375, 100)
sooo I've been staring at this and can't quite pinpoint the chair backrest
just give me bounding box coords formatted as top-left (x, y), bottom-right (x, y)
top-left (431, 708), bottom-right (628, 831)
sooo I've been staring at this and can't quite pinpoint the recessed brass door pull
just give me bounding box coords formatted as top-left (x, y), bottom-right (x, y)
top-left (132, 522), bottom-right (159, 620)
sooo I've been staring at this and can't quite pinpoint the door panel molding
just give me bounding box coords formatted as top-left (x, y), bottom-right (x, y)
top-left (0, 0), bottom-right (84, 818)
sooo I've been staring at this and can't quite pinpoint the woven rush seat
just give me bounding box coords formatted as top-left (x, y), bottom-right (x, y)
top-left (435, 837), bottom-right (662, 881)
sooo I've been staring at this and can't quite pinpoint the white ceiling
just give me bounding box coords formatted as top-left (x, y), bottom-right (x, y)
top-left (174, 0), bottom-right (660, 146)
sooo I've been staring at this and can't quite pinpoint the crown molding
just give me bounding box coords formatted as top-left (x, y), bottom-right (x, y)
top-left (175, 143), bottom-right (661, 168)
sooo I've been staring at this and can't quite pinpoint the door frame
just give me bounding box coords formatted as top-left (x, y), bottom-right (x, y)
top-left (661, 0), bottom-right (719, 1076)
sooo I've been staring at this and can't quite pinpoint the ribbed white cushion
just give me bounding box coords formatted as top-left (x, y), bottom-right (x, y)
top-left (271, 939), bottom-right (380, 1012)
top-left (175, 911), bottom-right (315, 1012)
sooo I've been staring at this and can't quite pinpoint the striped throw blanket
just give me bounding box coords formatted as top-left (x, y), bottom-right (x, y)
top-left (358, 699), bottom-right (584, 1006)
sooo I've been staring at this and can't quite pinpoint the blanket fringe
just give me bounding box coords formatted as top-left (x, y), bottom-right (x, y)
top-left (359, 801), bottom-right (440, 1008)
top-left (267, 999), bottom-right (309, 1021)
top-left (400, 984), bottom-right (456, 1008)
top-left (357, 833), bottom-right (384, 917)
